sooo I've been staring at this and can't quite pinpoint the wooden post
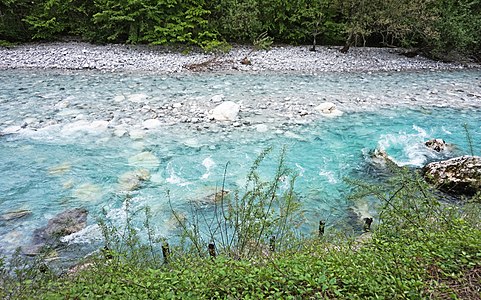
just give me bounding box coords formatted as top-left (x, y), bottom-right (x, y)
top-left (162, 243), bottom-right (170, 264)
top-left (363, 218), bottom-right (373, 232)
top-left (208, 243), bottom-right (216, 259)
top-left (269, 236), bottom-right (276, 252)
top-left (319, 220), bottom-right (325, 238)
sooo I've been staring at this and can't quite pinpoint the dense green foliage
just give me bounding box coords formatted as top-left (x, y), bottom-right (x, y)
top-left (1, 152), bottom-right (480, 299)
top-left (0, 0), bottom-right (480, 60)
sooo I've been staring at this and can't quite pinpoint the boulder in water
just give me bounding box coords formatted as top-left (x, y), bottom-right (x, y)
top-left (73, 183), bottom-right (103, 201)
top-left (425, 138), bottom-right (448, 152)
top-left (128, 151), bottom-right (160, 169)
top-left (48, 162), bottom-right (72, 175)
top-left (25, 208), bottom-right (88, 255)
top-left (203, 189), bottom-right (230, 204)
top-left (118, 169), bottom-right (150, 191)
top-left (211, 101), bottom-right (240, 121)
top-left (422, 156), bottom-right (481, 195)
top-left (1, 209), bottom-right (32, 221)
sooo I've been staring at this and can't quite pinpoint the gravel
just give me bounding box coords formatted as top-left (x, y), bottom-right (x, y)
top-left (1, 42), bottom-right (480, 139)
top-left (0, 42), bottom-right (477, 73)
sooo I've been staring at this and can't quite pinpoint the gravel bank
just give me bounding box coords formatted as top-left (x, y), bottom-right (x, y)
top-left (0, 42), bottom-right (476, 73)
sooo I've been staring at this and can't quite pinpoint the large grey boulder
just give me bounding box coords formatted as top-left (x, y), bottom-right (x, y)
top-left (422, 156), bottom-right (481, 195)
top-left (24, 208), bottom-right (88, 256)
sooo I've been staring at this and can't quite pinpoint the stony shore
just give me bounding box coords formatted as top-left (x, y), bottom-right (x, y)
top-left (0, 42), bottom-right (477, 73)
top-left (1, 42), bottom-right (480, 140)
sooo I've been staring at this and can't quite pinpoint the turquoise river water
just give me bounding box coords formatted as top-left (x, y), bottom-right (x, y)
top-left (0, 69), bottom-right (480, 258)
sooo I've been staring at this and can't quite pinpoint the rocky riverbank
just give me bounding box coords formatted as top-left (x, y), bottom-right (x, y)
top-left (0, 42), bottom-right (477, 74)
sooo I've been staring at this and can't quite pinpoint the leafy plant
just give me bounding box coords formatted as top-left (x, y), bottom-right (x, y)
top-left (171, 147), bottom-right (302, 258)
top-left (253, 31), bottom-right (274, 51)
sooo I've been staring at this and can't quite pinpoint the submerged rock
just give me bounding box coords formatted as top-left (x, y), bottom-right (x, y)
top-left (368, 149), bottom-right (400, 170)
top-left (128, 151), bottom-right (160, 169)
top-left (48, 162), bottom-right (72, 175)
top-left (73, 183), bottom-right (103, 201)
top-left (211, 101), bottom-right (240, 121)
top-left (25, 208), bottom-right (88, 255)
top-left (422, 156), bottom-right (481, 195)
top-left (194, 189), bottom-right (230, 205)
top-left (118, 168), bottom-right (150, 191)
top-left (0, 209), bottom-right (32, 221)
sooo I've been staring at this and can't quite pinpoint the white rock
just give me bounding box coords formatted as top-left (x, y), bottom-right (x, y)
top-left (128, 152), bottom-right (160, 169)
top-left (127, 93), bottom-right (148, 103)
top-left (211, 101), bottom-right (240, 121)
top-left (61, 120), bottom-right (109, 136)
top-left (255, 124), bottom-right (269, 132)
top-left (55, 100), bottom-right (70, 109)
top-left (2, 125), bottom-right (22, 135)
top-left (90, 120), bottom-right (110, 131)
top-left (113, 129), bottom-right (127, 137)
top-left (210, 94), bottom-right (224, 103)
top-left (315, 102), bottom-right (344, 117)
top-left (315, 102), bottom-right (336, 113)
top-left (113, 95), bottom-right (126, 102)
top-left (172, 103), bottom-right (182, 108)
top-left (129, 129), bottom-right (145, 140)
top-left (142, 119), bottom-right (161, 129)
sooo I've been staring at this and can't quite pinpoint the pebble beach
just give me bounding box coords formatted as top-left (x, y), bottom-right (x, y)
top-left (0, 42), bottom-right (475, 73)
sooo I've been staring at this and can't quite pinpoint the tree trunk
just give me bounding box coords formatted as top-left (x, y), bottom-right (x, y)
top-left (340, 31), bottom-right (354, 53)
top-left (310, 34), bottom-right (317, 51)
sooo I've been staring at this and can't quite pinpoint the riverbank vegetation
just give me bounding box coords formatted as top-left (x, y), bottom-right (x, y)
top-left (0, 0), bottom-right (480, 61)
top-left (1, 149), bottom-right (480, 299)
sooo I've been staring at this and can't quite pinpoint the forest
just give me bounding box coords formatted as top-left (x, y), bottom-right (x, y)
top-left (0, 0), bottom-right (480, 61)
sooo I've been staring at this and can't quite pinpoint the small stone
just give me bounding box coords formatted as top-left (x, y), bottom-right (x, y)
top-left (142, 119), bottom-right (161, 129)
top-left (210, 94), bottom-right (224, 103)
top-left (255, 124), bottom-right (269, 132)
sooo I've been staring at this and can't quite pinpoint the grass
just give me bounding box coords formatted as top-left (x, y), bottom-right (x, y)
top-left (1, 150), bottom-right (480, 299)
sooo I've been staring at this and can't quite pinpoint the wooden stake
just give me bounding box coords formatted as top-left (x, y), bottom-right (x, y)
top-left (208, 243), bottom-right (216, 259)
top-left (269, 236), bottom-right (276, 252)
top-left (162, 243), bottom-right (170, 264)
top-left (319, 220), bottom-right (325, 238)
top-left (363, 218), bottom-right (373, 232)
